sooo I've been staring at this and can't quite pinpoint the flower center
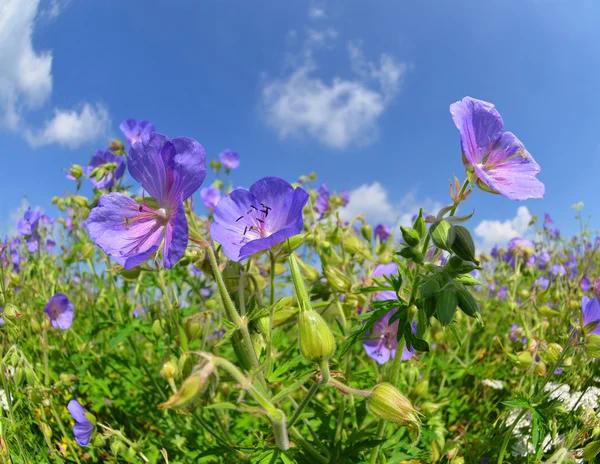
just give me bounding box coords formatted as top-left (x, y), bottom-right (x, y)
top-left (237, 203), bottom-right (273, 240)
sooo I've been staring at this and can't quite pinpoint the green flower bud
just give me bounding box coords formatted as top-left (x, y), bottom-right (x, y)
top-left (400, 226), bottom-right (420, 247)
top-left (413, 379), bottom-right (429, 397)
top-left (405, 366), bottom-right (419, 386)
top-left (29, 389), bottom-right (44, 403)
top-left (152, 319), bottom-right (163, 339)
top-left (295, 255), bottom-right (320, 281)
top-left (397, 246), bottom-right (424, 264)
top-left (69, 164), bottom-right (84, 179)
top-left (456, 288), bottom-right (479, 318)
top-left (435, 290), bottom-right (457, 326)
top-left (413, 209), bottom-right (427, 239)
top-left (183, 314), bottom-right (204, 342)
top-left (81, 243), bottom-right (96, 260)
top-left (4, 303), bottom-right (20, 319)
top-left (535, 361), bottom-right (547, 376)
top-left (430, 220), bottom-right (456, 251)
top-left (445, 255), bottom-right (479, 274)
top-left (450, 226), bottom-right (477, 263)
top-left (160, 359), bottom-right (179, 380)
top-left (39, 423), bottom-right (53, 440)
top-left (512, 351), bottom-right (533, 370)
top-left (111, 440), bottom-right (126, 455)
top-left (367, 383), bottom-right (421, 427)
top-left (361, 223), bottom-right (373, 242)
top-left (157, 362), bottom-right (215, 410)
top-left (419, 278), bottom-right (441, 299)
top-left (73, 195), bottom-right (88, 208)
top-left (298, 308), bottom-right (336, 363)
top-left (289, 253), bottom-right (312, 313)
top-left (543, 343), bottom-right (563, 363)
top-left (454, 274), bottom-right (483, 287)
top-left (583, 440), bottom-right (600, 461)
top-left (109, 139), bottom-right (125, 154)
top-left (328, 227), bottom-right (343, 246)
top-left (324, 266), bottom-right (352, 293)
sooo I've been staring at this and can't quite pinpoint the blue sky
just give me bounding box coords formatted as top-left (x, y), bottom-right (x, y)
top-left (1, 0), bottom-right (599, 248)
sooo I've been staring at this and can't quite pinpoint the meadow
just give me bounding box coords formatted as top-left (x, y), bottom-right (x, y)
top-left (1, 97), bottom-right (598, 464)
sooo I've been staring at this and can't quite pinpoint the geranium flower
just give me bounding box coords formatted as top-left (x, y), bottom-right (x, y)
top-left (86, 133), bottom-right (206, 269)
top-left (67, 400), bottom-right (94, 446)
top-left (200, 186), bottom-right (221, 210)
top-left (119, 119), bottom-right (155, 147)
top-left (219, 150), bottom-right (240, 170)
top-left (210, 177), bottom-right (308, 262)
top-left (582, 296), bottom-right (600, 336)
top-left (315, 183), bottom-right (330, 216)
top-left (450, 96), bottom-right (544, 200)
top-left (374, 224), bottom-right (391, 242)
top-left (44, 293), bottom-right (74, 330)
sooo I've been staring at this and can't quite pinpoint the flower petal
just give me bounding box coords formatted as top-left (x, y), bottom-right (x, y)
top-left (128, 132), bottom-right (171, 201)
top-left (584, 297), bottom-right (600, 335)
top-left (237, 224), bottom-right (303, 261)
top-left (476, 132), bottom-right (545, 200)
top-left (450, 97), bottom-right (504, 166)
top-left (249, 177), bottom-right (308, 231)
top-left (169, 137), bottom-right (207, 201)
top-left (163, 202), bottom-right (188, 269)
top-left (67, 400), bottom-right (87, 423)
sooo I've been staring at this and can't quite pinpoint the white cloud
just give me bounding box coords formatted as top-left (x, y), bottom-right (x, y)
top-left (261, 15), bottom-right (408, 150)
top-left (0, 0), bottom-right (108, 147)
top-left (309, 6), bottom-right (326, 20)
top-left (339, 182), bottom-right (441, 226)
top-left (474, 206), bottom-right (533, 251)
top-left (25, 103), bottom-right (110, 148)
top-left (0, 199), bottom-right (30, 237)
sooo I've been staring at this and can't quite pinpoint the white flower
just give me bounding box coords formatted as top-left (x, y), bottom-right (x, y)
top-left (0, 389), bottom-right (10, 411)
top-left (482, 379), bottom-right (505, 390)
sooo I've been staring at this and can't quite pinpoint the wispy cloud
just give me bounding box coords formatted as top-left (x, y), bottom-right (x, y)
top-left (474, 206), bottom-right (534, 251)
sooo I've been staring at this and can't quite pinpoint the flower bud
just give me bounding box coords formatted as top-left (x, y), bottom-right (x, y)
top-left (109, 139), bottom-right (124, 154)
top-left (295, 255), bottom-right (320, 281)
top-left (157, 362), bottom-right (215, 410)
top-left (183, 314), bottom-right (204, 342)
top-left (538, 305), bottom-right (560, 317)
top-left (289, 253), bottom-right (312, 313)
top-left (69, 164), bottom-right (84, 179)
top-left (92, 434), bottom-right (106, 447)
top-left (413, 209), bottom-right (427, 239)
top-left (445, 256), bottom-right (479, 274)
top-left (367, 383), bottom-right (420, 427)
top-left (324, 266), bottom-right (352, 293)
top-left (152, 319), bottom-right (163, 339)
top-left (400, 226), bottom-right (421, 247)
top-left (512, 351), bottom-right (533, 370)
top-left (111, 440), bottom-right (126, 455)
top-left (298, 308), bottom-right (336, 363)
top-left (81, 243), bottom-right (95, 260)
top-left (451, 226), bottom-right (477, 264)
top-left (13, 367), bottom-right (24, 386)
top-left (535, 361), bottom-right (547, 376)
top-left (430, 220), bottom-right (456, 252)
top-left (413, 379), bottom-right (429, 397)
top-left (73, 195), bottom-right (88, 208)
top-left (39, 423), bottom-right (53, 440)
top-left (456, 288), bottom-right (479, 318)
top-left (543, 343), bottom-right (563, 363)
top-left (361, 223), bottom-right (373, 242)
top-left (435, 290), bottom-right (457, 326)
top-left (397, 246), bottom-right (424, 264)
top-left (160, 359), bottom-right (179, 380)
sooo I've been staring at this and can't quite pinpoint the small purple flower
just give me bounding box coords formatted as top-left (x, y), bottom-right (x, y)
top-left (0, 307), bottom-right (4, 326)
top-left (374, 224), bottom-right (391, 242)
top-left (200, 288), bottom-right (211, 298)
top-left (17, 208), bottom-right (42, 236)
top-left (210, 177), bottom-right (308, 262)
top-left (582, 275), bottom-right (591, 292)
top-left (538, 251), bottom-right (551, 270)
top-left (86, 133), bottom-right (207, 269)
top-left (119, 119), bottom-right (155, 147)
top-left (339, 190), bottom-right (349, 206)
top-left (507, 238), bottom-right (535, 255)
top-left (450, 97), bottom-right (544, 200)
top-left (582, 296), bottom-right (600, 336)
top-left (363, 305), bottom-right (416, 364)
top-left (549, 264), bottom-right (566, 279)
top-left (44, 293), bottom-right (74, 330)
top-left (219, 150), bottom-right (240, 170)
top-left (553, 368), bottom-right (563, 375)
top-left (133, 306), bottom-right (146, 318)
top-left (88, 149), bottom-right (126, 190)
top-left (315, 183), bottom-right (330, 215)
top-left (509, 324), bottom-right (527, 344)
top-left (497, 286), bottom-right (507, 301)
top-left (200, 186), bottom-right (221, 210)
top-left (67, 399), bottom-right (94, 446)
top-left (45, 239), bottom-right (56, 252)
top-left (372, 262), bottom-right (398, 278)
top-left (544, 213), bottom-right (554, 226)
top-left (594, 277), bottom-right (600, 300)
top-left (534, 276), bottom-right (549, 291)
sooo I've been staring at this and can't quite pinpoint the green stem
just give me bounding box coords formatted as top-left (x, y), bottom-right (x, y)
top-left (497, 409), bottom-right (526, 464)
top-left (205, 246), bottom-right (267, 390)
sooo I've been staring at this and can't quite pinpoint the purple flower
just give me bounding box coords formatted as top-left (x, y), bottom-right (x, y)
top-left (119, 119), bottom-right (155, 147)
top-left (594, 277), bottom-right (600, 300)
top-left (450, 97), bottom-right (544, 200)
top-left (45, 239), bottom-right (56, 252)
top-left (509, 324), bottom-right (527, 344)
top-left (0, 307), bottom-right (4, 326)
top-left (538, 251), bottom-right (551, 270)
top-left (200, 288), bottom-right (211, 298)
top-left (374, 224), bottom-right (391, 242)
top-left (534, 276), bottom-right (549, 291)
top-left (44, 293), bottom-right (74, 330)
top-left (88, 149), bottom-right (126, 190)
top-left (497, 286), bottom-right (507, 301)
top-left (549, 264), bottom-right (566, 279)
top-left (67, 399), bottom-right (94, 446)
top-left (200, 186), bottom-right (221, 210)
top-left (210, 177), bottom-right (308, 262)
top-left (133, 306), bottom-right (146, 318)
top-left (339, 190), bottom-right (349, 206)
top-left (219, 150), bottom-right (240, 170)
top-left (554, 368), bottom-right (563, 375)
top-left (372, 262), bottom-right (398, 278)
top-left (544, 213), bottom-right (554, 226)
top-left (17, 208), bottom-right (42, 236)
top-left (582, 275), bottom-right (591, 292)
top-left (315, 183), bottom-right (330, 215)
top-left (582, 296), bottom-right (600, 336)
top-left (86, 133), bottom-right (206, 269)
top-left (363, 306), bottom-right (416, 364)
top-left (507, 238), bottom-right (535, 254)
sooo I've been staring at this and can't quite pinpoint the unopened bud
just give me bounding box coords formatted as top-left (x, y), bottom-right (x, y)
top-left (451, 226), bottom-right (477, 263)
top-left (69, 165), bottom-right (84, 179)
top-left (92, 434), bottom-right (106, 447)
top-left (361, 223), bottom-right (373, 242)
top-left (13, 367), bottom-right (24, 386)
top-left (160, 360), bottom-right (179, 380)
top-left (413, 379), bottom-right (429, 397)
top-left (109, 139), bottom-right (125, 154)
top-left (400, 226), bottom-right (420, 247)
top-left (298, 308), bottom-right (336, 363)
top-left (183, 314), bottom-right (204, 342)
top-left (324, 266), bottom-right (352, 293)
top-left (157, 363), bottom-right (215, 410)
top-left (512, 351), bottom-right (533, 370)
top-left (81, 243), bottom-right (95, 260)
top-left (535, 361), bottom-right (547, 376)
top-left (30, 318), bottom-right (41, 333)
top-left (435, 290), bottom-right (457, 326)
top-left (39, 423), bottom-right (53, 440)
top-left (430, 220), bottom-right (456, 252)
top-left (543, 343), bottom-right (563, 363)
top-left (456, 288), bottom-right (479, 318)
top-left (295, 255), bottom-right (320, 281)
top-left (152, 320), bottom-right (163, 339)
top-left (367, 383), bottom-right (421, 427)
top-left (397, 246), bottom-right (424, 264)
top-left (111, 440), bottom-right (126, 455)
top-left (413, 209), bottom-right (427, 239)
top-left (73, 195), bottom-right (88, 208)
